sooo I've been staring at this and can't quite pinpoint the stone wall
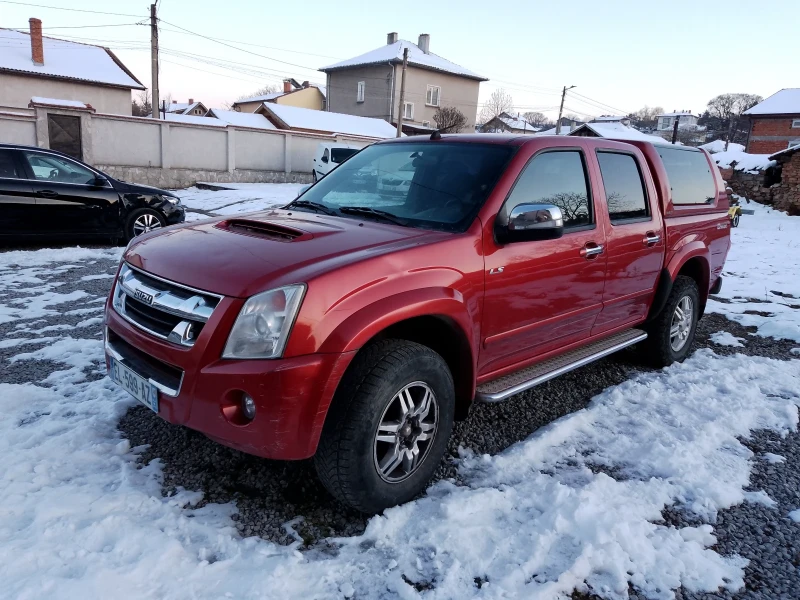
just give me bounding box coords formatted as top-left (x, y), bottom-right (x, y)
top-left (97, 165), bottom-right (312, 190)
top-left (719, 150), bottom-right (800, 214)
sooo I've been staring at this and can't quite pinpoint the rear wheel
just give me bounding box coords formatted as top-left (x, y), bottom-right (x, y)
top-left (732, 214), bottom-right (740, 227)
top-left (125, 208), bottom-right (165, 241)
top-left (643, 275), bottom-right (700, 367)
top-left (314, 339), bottom-right (455, 514)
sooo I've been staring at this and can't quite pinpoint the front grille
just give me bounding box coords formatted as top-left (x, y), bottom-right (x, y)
top-left (112, 263), bottom-right (221, 347)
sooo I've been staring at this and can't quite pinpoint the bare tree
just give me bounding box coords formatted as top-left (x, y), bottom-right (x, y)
top-left (629, 105), bottom-right (664, 129)
top-left (546, 192), bottom-right (590, 225)
top-left (522, 111), bottom-right (548, 128)
top-left (433, 106), bottom-right (467, 133)
top-left (706, 93), bottom-right (763, 148)
top-left (131, 89), bottom-right (152, 117)
top-left (478, 88), bottom-right (514, 125)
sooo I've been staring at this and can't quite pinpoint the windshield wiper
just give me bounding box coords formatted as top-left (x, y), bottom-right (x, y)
top-left (285, 199), bottom-right (337, 216)
top-left (338, 206), bottom-right (407, 226)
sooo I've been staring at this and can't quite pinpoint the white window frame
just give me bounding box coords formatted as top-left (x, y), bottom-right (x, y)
top-left (788, 139), bottom-right (800, 149)
top-left (356, 81), bottom-right (365, 103)
top-left (403, 102), bottom-right (414, 120)
top-left (792, 119), bottom-right (800, 129)
top-left (422, 120), bottom-right (431, 128)
top-left (425, 85), bottom-right (441, 107)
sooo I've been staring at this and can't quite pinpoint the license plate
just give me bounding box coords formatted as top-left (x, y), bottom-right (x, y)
top-left (109, 356), bottom-right (159, 412)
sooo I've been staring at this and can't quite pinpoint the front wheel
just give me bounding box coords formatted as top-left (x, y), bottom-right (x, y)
top-left (643, 275), bottom-right (700, 367)
top-left (314, 339), bottom-right (455, 514)
top-left (125, 208), bottom-right (165, 241)
top-left (732, 214), bottom-right (740, 227)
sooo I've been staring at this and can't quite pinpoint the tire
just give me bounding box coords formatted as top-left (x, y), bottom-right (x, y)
top-left (125, 208), bottom-right (165, 242)
top-left (732, 214), bottom-right (740, 227)
top-left (643, 275), bottom-right (700, 367)
top-left (314, 339), bottom-right (455, 514)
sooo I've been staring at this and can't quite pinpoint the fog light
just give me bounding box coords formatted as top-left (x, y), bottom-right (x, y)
top-left (242, 394), bottom-right (256, 420)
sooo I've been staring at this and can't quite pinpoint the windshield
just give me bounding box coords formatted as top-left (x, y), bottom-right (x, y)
top-left (331, 148), bottom-right (358, 164)
top-left (292, 142), bottom-right (515, 232)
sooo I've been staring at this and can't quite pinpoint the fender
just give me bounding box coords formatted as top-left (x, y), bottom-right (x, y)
top-left (318, 286), bottom-right (478, 357)
top-left (666, 240), bottom-right (710, 288)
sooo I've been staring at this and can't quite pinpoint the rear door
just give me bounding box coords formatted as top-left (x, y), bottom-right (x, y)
top-left (20, 150), bottom-right (120, 235)
top-left (0, 149), bottom-right (37, 235)
top-left (481, 148), bottom-right (607, 375)
top-left (591, 148), bottom-right (665, 334)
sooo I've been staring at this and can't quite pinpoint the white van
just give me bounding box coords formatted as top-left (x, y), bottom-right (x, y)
top-left (312, 143), bottom-right (361, 181)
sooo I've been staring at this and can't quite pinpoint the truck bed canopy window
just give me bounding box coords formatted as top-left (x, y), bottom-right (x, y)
top-left (656, 146), bottom-right (716, 205)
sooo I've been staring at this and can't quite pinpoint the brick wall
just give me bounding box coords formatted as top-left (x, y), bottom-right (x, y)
top-left (746, 117), bottom-right (800, 154)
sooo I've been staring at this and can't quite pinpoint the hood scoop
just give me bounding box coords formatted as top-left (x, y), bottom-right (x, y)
top-left (217, 219), bottom-right (309, 242)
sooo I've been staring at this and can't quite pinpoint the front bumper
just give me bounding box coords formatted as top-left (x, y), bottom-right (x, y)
top-left (105, 299), bottom-right (354, 460)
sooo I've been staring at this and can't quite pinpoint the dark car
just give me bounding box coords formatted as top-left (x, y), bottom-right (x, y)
top-left (0, 144), bottom-right (184, 242)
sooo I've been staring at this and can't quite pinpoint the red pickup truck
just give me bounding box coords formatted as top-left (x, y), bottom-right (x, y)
top-left (105, 134), bottom-right (730, 513)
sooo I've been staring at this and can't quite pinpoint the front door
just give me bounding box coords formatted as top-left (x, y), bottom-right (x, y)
top-left (0, 149), bottom-right (37, 235)
top-left (20, 150), bottom-right (119, 235)
top-left (590, 150), bottom-right (665, 335)
top-left (481, 149), bottom-right (607, 376)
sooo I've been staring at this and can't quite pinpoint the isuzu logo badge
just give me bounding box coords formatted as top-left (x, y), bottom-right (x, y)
top-left (133, 289), bottom-right (154, 305)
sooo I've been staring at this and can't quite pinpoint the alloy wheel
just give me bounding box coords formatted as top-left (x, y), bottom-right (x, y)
top-left (132, 213), bottom-right (162, 237)
top-left (373, 381), bottom-right (438, 483)
top-left (670, 296), bottom-right (694, 352)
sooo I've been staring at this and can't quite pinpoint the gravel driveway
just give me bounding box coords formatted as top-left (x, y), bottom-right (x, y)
top-left (1, 250), bottom-right (798, 599)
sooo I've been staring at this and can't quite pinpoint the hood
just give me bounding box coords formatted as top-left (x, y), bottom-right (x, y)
top-left (113, 179), bottom-right (177, 197)
top-left (125, 210), bottom-right (447, 298)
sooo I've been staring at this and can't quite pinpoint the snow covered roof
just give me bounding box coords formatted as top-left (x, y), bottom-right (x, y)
top-left (569, 122), bottom-right (669, 144)
top-left (29, 97), bottom-right (93, 110)
top-left (656, 112), bottom-right (697, 118)
top-left (768, 144), bottom-right (800, 161)
top-left (700, 140), bottom-right (745, 154)
top-left (743, 89), bottom-right (800, 116)
top-left (0, 29), bottom-right (144, 90)
top-left (320, 40), bottom-right (486, 81)
top-left (592, 115), bottom-right (628, 122)
top-left (206, 109), bottom-right (277, 130)
top-left (497, 113), bottom-right (539, 132)
top-left (235, 84), bottom-right (327, 105)
top-left (535, 125), bottom-right (575, 136)
top-left (162, 113), bottom-right (227, 127)
top-left (166, 102), bottom-right (207, 115)
top-left (257, 103), bottom-right (398, 139)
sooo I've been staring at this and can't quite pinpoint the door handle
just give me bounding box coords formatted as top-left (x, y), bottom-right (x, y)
top-left (643, 232), bottom-right (661, 246)
top-left (36, 190), bottom-right (59, 198)
top-left (580, 243), bottom-right (604, 258)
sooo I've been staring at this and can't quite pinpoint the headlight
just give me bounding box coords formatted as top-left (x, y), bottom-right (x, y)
top-left (222, 284), bottom-right (306, 359)
top-left (161, 195), bottom-right (180, 204)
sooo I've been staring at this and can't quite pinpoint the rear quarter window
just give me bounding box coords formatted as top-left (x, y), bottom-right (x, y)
top-left (656, 146), bottom-right (716, 205)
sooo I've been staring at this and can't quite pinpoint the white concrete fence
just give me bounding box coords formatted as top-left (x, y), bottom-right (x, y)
top-left (0, 104), bottom-right (376, 188)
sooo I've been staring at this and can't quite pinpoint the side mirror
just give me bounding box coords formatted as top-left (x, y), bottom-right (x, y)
top-left (93, 175), bottom-right (110, 187)
top-left (495, 203), bottom-right (564, 244)
top-left (321, 155), bottom-right (329, 164)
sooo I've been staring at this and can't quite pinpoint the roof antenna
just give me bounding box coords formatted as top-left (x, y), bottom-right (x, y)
top-left (430, 129), bottom-right (442, 140)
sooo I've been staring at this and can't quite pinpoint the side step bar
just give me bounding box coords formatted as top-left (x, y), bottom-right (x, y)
top-left (476, 329), bottom-right (648, 403)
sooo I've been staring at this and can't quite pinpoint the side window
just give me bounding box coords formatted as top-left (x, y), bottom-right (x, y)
top-left (23, 152), bottom-right (96, 184)
top-left (596, 152), bottom-right (649, 223)
top-left (322, 148), bottom-right (329, 162)
top-left (504, 151), bottom-right (592, 229)
top-left (0, 150), bottom-right (21, 179)
top-left (357, 81), bottom-right (365, 103)
top-left (656, 146), bottom-right (716, 205)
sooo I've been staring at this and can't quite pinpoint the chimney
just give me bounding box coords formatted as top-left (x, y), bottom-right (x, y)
top-left (189, 98), bottom-right (194, 104)
top-left (172, 100), bottom-right (177, 104)
top-left (387, 32), bottom-right (398, 45)
top-left (283, 79), bottom-right (292, 93)
top-left (418, 34), bottom-right (430, 54)
top-left (302, 80), bottom-right (309, 88)
top-left (29, 18), bottom-right (43, 66)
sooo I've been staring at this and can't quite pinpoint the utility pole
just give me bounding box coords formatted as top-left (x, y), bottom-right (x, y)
top-left (150, 3), bottom-right (160, 119)
top-left (555, 85), bottom-right (575, 135)
top-left (395, 47), bottom-right (408, 138)
top-left (671, 116), bottom-right (680, 144)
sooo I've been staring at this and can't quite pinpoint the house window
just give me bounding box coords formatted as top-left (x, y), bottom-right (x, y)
top-left (788, 139), bottom-right (800, 149)
top-left (792, 119), bottom-right (800, 128)
top-left (357, 81), bottom-right (365, 103)
top-left (422, 120), bottom-right (431, 128)
top-left (659, 117), bottom-right (672, 130)
top-left (425, 85), bottom-right (440, 107)
top-left (403, 102), bottom-right (414, 120)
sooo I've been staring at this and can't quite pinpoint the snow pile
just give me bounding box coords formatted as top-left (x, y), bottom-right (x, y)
top-left (711, 149), bottom-right (775, 172)
top-left (30, 97), bottom-right (91, 109)
top-left (2, 246), bottom-right (800, 599)
top-left (700, 140), bottom-right (745, 154)
top-left (707, 200), bottom-right (800, 341)
top-left (163, 113), bottom-right (227, 127)
top-left (709, 331), bottom-right (745, 347)
top-left (0, 29), bottom-right (142, 88)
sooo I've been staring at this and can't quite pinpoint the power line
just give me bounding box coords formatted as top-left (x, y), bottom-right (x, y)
top-left (0, 0), bottom-right (145, 17)
top-left (5, 22), bottom-right (142, 29)
top-left (568, 90), bottom-right (629, 115)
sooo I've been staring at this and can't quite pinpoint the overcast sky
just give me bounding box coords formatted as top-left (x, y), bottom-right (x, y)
top-left (2, 0), bottom-right (794, 120)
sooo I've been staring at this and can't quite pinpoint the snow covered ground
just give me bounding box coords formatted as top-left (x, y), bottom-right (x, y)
top-left (178, 182), bottom-right (305, 222)
top-left (1, 190), bottom-right (799, 599)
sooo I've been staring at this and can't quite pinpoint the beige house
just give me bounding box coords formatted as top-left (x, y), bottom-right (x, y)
top-left (0, 19), bottom-right (144, 115)
top-left (233, 79), bottom-right (326, 113)
top-left (320, 33), bottom-right (487, 132)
